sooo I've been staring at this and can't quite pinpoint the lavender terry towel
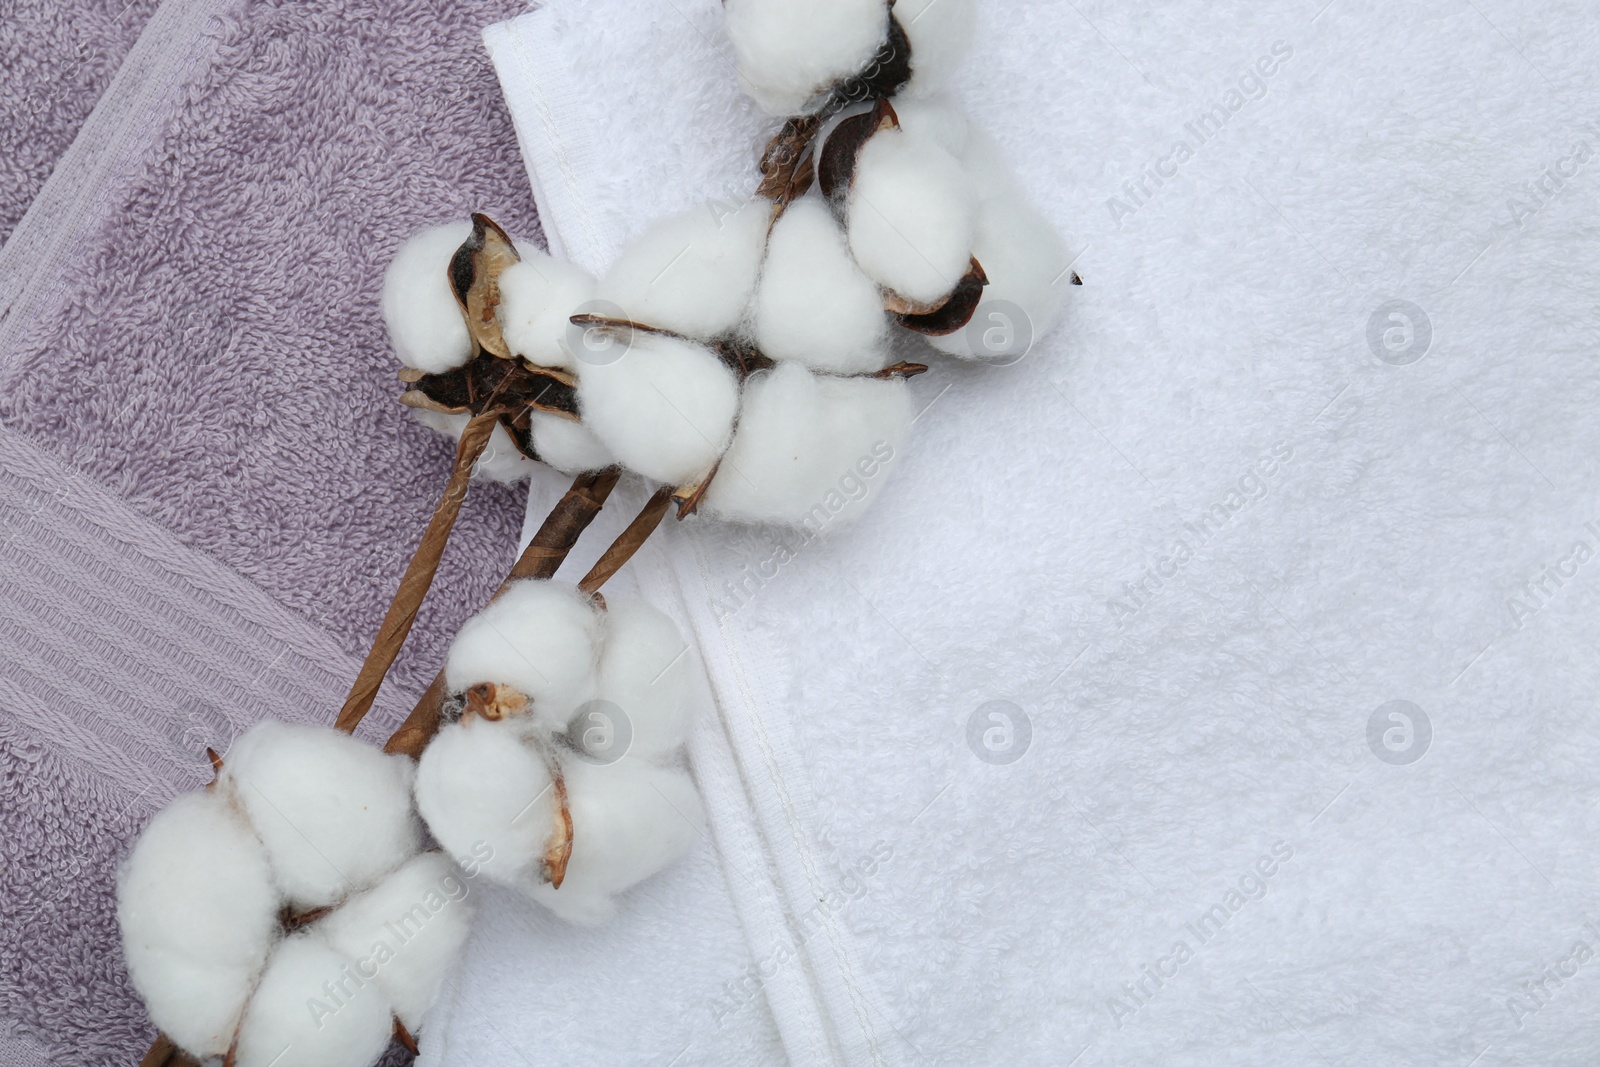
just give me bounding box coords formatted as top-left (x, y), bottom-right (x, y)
top-left (0, 0), bottom-right (162, 244)
top-left (0, 0), bottom-right (547, 1060)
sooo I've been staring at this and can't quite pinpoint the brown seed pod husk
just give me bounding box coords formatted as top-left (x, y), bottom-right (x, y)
top-left (448, 213), bottom-right (520, 359)
top-left (895, 258), bottom-right (989, 336)
top-left (672, 461), bottom-right (721, 519)
top-left (711, 336), bottom-right (776, 380)
top-left (818, 98), bottom-right (899, 205)
top-left (827, 11), bottom-right (913, 112)
top-left (541, 761), bottom-right (573, 889)
top-left (869, 361), bottom-right (930, 380)
top-left (405, 350), bottom-right (580, 426)
top-left (392, 1018), bottom-right (420, 1055)
top-left (758, 113), bottom-right (824, 204)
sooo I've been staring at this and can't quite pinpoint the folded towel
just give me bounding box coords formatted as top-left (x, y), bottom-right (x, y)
top-left (0, 0), bottom-right (551, 1059)
top-left (0, 0), bottom-right (161, 243)
top-left (471, 1), bottom-right (1600, 1064)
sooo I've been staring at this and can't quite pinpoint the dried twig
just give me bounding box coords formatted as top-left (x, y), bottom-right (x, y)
top-left (579, 486), bottom-right (675, 594)
top-left (334, 412), bottom-right (502, 734)
top-left (138, 1034), bottom-right (198, 1067)
top-left (383, 468), bottom-right (622, 758)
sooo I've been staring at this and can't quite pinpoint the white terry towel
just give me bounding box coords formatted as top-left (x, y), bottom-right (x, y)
top-left (434, 1), bottom-right (1600, 1064)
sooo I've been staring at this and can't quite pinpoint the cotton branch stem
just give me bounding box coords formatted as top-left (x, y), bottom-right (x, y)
top-left (333, 411), bottom-right (500, 734)
top-left (578, 485), bottom-right (674, 595)
top-left (138, 1035), bottom-right (198, 1067)
top-left (382, 467), bottom-right (622, 758)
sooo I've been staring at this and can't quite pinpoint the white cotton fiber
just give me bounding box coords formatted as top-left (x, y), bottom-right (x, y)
top-left (847, 126), bottom-right (976, 305)
top-left (751, 197), bottom-right (888, 374)
top-left (929, 193), bottom-right (1071, 361)
top-left (702, 361), bottom-right (912, 528)
top-left (316, 852), bottom-right (475, 1029)
top-left (497, 253), bottom-right (595, 370)
top-left (223, 722), bottom-right (421, 910)
top-left (577, 333), bottom-right (739, 486)
top-left (595, 599), bottom-right (693, 761)
top-left (522, 760), bottom-right (704, 925)
top-left (886, 94), bottom-right (969, 157)
top-left (409, 410), bottom-right (539, 485)
top-left (382, 222), bottom-right (473, 374)
top-left (233, 934), bottom-right (395, 1067)
top-left (723, 0), bottom-right (887, 115)
top-left (444, 580), bottom-right (602, 732)
top-left (117, 791), bottom-right (280, 1057)
top-left (894, 0), bottom-right (976, 97)
top-left (959, 126), bottom-right (1024, 203)
top-left (414, 717), bottom-right (556, 889)
top-left (530, 412), bottom-right (615, 475)
top-left (594, 201), bottom-right (769, 340)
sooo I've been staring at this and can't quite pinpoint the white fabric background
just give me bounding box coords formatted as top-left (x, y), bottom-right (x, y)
top-left (428, 1), bottom-right (1600, 1064)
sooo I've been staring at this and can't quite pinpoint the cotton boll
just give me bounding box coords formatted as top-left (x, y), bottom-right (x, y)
top-left (497, 253), bottom-right (595, 370)
top-left (752, 198), bottom-right (888, 374)
top-left (595, 599), bottom-right (693, 761)
top-left (233, 934), bottom-right (395, 1067)
top-left (702, 362), bottom-right (911, 528)
top-left (530, 412), bottom-right (616, 475)
top-left (577, 333), bottom-right (739, 486)
top-left (409, 411), bottom-right (539, 484)
top-left (117, 791), bottom-right (280, 1057)
top-left (886, 94), bottom-right (969, 157)
top-left (595, 201), bottom-right (769, 340)
top-left (959, 126), bottom-right (1024, 203)
top-left (847, 127), bottom-right (976, 305)
top-left (316, 852), bottom-right (474, 1029)
top-left (414, 718), bottom-right (556, 889)
top-left (895, 0), bottom-right (976, 97)
top-left (223, 722), bottom-right (421, 910)
top-left (724, 0), bottom-right (887, 115)
top-left (444, 579), bottom-right (602, 732)
top-left (383, 222), bottom-right (472, 374)
top-left (928, 193), bottom-right (1071, 361)
top-left (522, 760), bottom-right (704, 925)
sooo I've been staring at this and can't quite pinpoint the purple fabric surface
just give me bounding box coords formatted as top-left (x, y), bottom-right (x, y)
top-left (0, 0), bottom-right (163, 244)
top-left (0, 0), bottom-right (544, 1060)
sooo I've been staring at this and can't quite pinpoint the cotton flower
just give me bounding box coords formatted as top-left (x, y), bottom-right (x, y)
top-left (118, 723), bottom-right (475, 1067)
top-left (117, 791), bottom-right (280, 1058)
top-left (416, 581), bottom-right (703, 925)
top-left (843, 123), bottom-right (976, 306)
top-left (528, 410), bottom-right (617, 475)
top-left (893, 0), bottom-right (976, 98)
top-left (222, 721), bottom-right (421, 910)
top-left (576, 331), bottom-right (740, 487)
top-left (382, 222), bottom-right (473, 374)
top-left (702, 361), bottom-right (912, 527)
top-left (724, 0), bottom-right (888, 115)
top-left (231, 934), bottom-right (395, 1067)
top-left (750, 196), bottom-right (889, 374)
top-left (443, 579), bottom-right (603, 735)
top-left (594, 200), bottom-right (770, 341)
top-left (496, 252), bottom-right (596, 370)
top-left (927, 192), bottom-right (1071, 362)
top-left (886, 94), bottom-right (969, 157)
top-left (595, 598), bottom-right (695, 761)
top-left (521, 759), bottom-right (704, 925)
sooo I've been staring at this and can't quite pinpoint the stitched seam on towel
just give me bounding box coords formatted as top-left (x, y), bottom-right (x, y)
top-left (0, 0), bottom-right (236, 372)
top-left (511, 29), bottom-right (609, 275)
top-left (685, 533), bottom-right (835, 1067)
top-left (635, 525), bottom-right (836, 1067)
top-left (689, 530), bottom-right (889, 1067)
